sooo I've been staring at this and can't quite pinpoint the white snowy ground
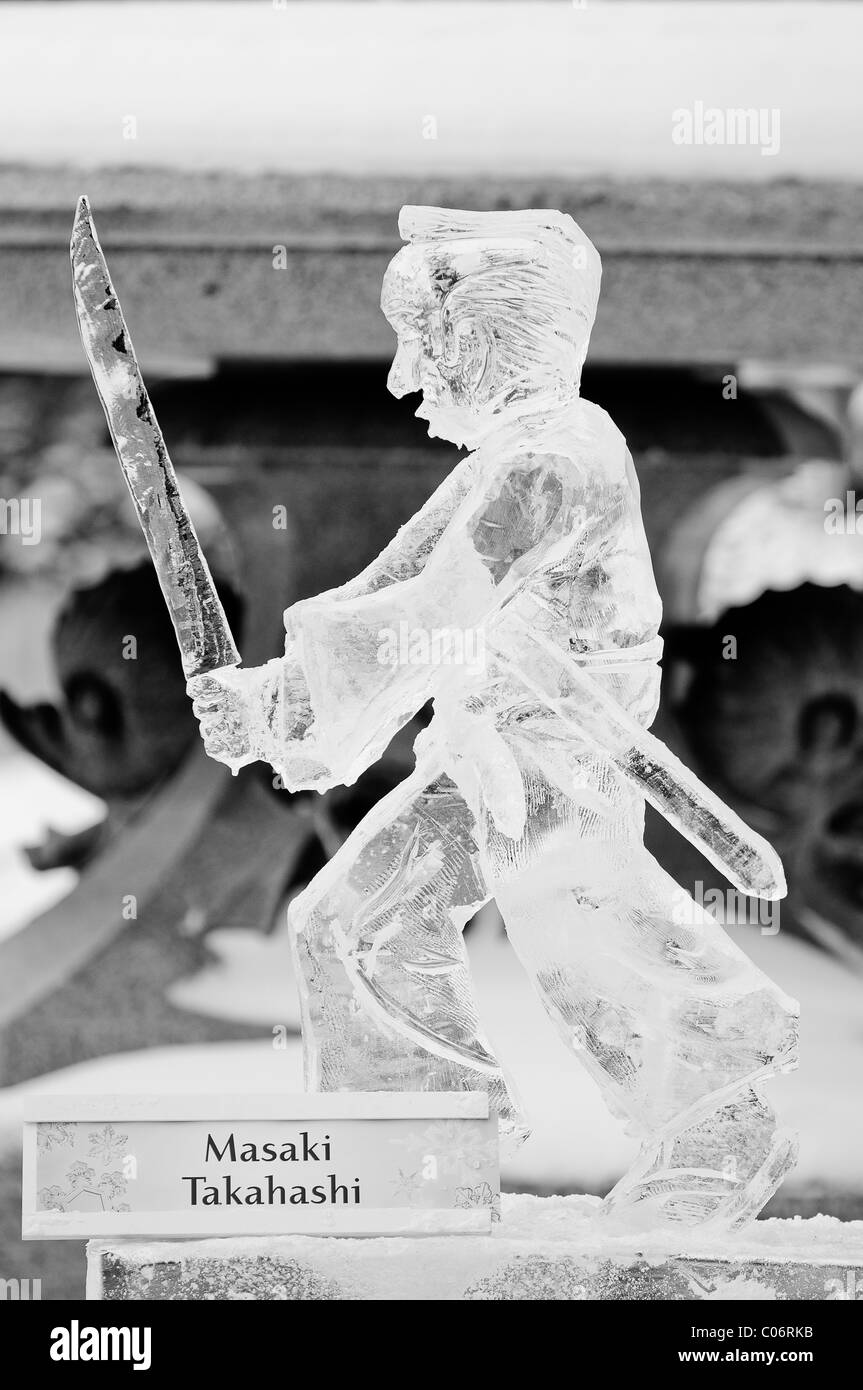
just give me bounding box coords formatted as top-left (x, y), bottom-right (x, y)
top-left (0, 754), bottom-right (102, 944)
top-left (0, 745), bottom-right (861, 1197)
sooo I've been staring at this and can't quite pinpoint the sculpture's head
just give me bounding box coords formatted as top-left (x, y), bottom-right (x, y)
top-left (382, 206), bottom-right (601, 447)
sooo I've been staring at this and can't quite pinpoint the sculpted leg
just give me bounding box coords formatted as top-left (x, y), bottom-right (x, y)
top-left (493, 823), bottom-right (798, 1228)
top-left (288, 755), bottom-right (524, 1143)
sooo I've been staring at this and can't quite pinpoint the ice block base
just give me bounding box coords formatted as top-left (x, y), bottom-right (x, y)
top-left (85, 1194), bottom-right (863, 1300)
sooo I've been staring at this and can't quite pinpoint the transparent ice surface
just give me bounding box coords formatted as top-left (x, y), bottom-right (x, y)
top-left (71, 198), bottom-right (240, 678)
top-left (186, 208), bottom-right (798, 1231)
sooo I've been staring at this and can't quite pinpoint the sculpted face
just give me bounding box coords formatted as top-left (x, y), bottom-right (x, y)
top-left (382, 220), bottom-right (599, 449)
top-left (382, 243), bottom-right (497, 448)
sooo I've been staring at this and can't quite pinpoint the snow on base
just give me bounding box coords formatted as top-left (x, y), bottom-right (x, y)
top-left (87, 1193), bottom-right (863, 1302)
top-left (91, 1193), bottom-right (863, 1266)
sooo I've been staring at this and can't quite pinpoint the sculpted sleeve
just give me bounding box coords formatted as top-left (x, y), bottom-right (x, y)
top-left (248, 444), bottom-right (581, 791)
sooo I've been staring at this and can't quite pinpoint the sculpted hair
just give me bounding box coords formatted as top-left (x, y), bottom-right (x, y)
top-left (397, 206), bottom-right (602, 398)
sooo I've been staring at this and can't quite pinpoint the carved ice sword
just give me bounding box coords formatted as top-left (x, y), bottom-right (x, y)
top-left (70, 196), bottom-right (241, 679)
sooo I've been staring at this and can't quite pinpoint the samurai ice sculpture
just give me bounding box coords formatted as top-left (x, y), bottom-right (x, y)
top-left (73, 201), bottom-right (798, 1231)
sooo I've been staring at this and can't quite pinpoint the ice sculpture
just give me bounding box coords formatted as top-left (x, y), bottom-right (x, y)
top-left (74, 200), bottom-right (798, 1231)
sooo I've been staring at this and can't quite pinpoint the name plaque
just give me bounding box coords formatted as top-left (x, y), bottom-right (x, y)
top-left (22, 1092), bottom-right (500, 1238)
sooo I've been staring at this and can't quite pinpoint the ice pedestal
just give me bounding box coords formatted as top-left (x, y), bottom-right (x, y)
top-left (87, 1194), bottom-right (863, 1301)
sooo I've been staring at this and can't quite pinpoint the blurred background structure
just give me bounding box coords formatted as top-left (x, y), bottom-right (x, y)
top-left (1, 0), bottom-right (862, 1296)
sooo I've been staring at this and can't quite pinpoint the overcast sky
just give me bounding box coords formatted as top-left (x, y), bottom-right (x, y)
top-left (0, 2), bottom-right (860, 179)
